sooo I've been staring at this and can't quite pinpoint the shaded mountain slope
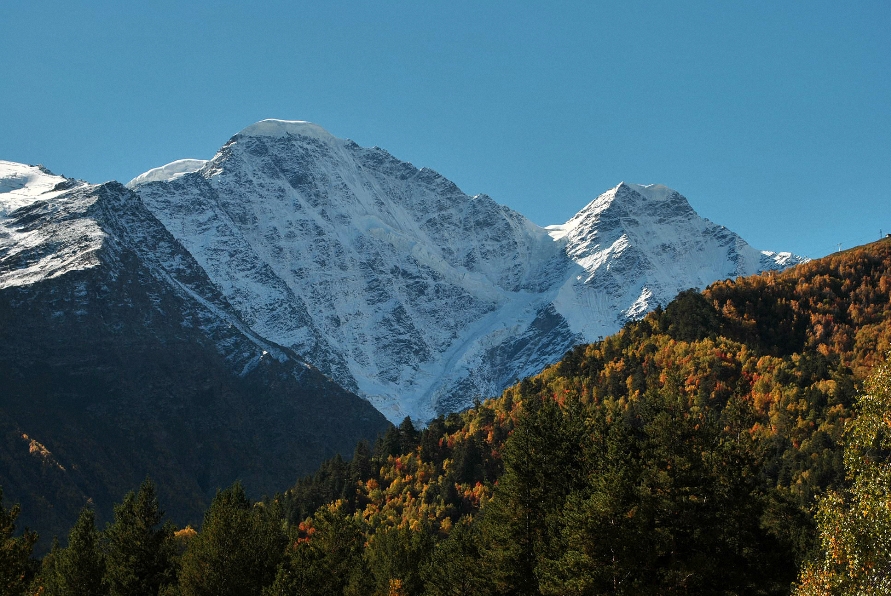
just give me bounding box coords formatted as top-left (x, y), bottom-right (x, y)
top-left (0, 162), bottom-right (389, 547)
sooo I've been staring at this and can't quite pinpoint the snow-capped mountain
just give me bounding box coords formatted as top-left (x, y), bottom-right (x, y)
top-left (128, 120), bottom-right (804, 422)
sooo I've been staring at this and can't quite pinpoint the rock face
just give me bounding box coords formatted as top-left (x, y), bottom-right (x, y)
top-left (130, 120), bottom-right (804, 422)
top-left (0, 161), bottom-right (389, 547)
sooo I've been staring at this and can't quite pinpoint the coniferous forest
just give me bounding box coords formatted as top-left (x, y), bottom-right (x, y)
top-left (4, 238), bottom-right (891, 595)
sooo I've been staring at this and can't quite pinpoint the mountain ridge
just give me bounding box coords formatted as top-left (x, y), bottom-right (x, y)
top-left (126, 120), bottom-right (805, 422)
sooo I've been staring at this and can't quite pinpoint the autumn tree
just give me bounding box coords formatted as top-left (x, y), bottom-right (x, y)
top-left (795, 356), bottom-right (891, 595)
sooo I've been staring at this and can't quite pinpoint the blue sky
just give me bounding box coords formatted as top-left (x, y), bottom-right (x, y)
top-left (2, 1), bottom-right (888, 258)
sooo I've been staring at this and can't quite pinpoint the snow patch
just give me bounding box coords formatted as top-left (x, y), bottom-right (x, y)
top-left (126, 159), bottom-right (208, 188)
top-left (0, 161), bottom-right (71, 215)
top-left (0, 164), bottom-right (103, 290)
top-left (236, 119), bottom-right (337, 142)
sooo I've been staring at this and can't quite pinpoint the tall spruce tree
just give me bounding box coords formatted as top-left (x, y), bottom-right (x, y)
top-left (104, 479), bottom-right (177, 596)
top-left (538, 406), bottom-right (652, 595)
top-left (421, 518), bottom-right (492, 596)
top-left (364, 523), bottom-right (435, 596)
top-left (266, 501), bottom-right (366, 596)
top-left (479, 391), bottom-right (588, 595)
top-left (178, 482), bottom-right (285, 596)
top-left (43, 506), bottom-right (108, 596)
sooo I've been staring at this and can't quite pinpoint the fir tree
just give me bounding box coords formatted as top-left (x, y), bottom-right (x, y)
top-left (479, 393), bottom-right (588, 595)
top-left (179, 482), bottom-right (285, 596)
top-left (365, 523), bottom-right (435, 596)
top-left (104, 479), bottom-right (177, 596)
top-left (421, 518), bottom-right (492, 596)
top-left (266, 501), bottom-right (366, 596)
top-left (43, 506), bottom-right (108, 596)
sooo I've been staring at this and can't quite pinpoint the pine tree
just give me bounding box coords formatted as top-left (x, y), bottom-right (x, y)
top-left (538, 407), bottom-right (651, 595)
top-left (266, 501), bottom-right (365, 596)
top-left (375, 425), bottom-right (402, 460)
top-left (104, 479), bottom-right (177, 596)
top-left (398, 417), bottom-right (419, 455)
top-left (365, 523), bottom-right (435, 596)
top-left (421, 518), bottom-right (492, 596)
top-left (43, 506), bottom-right (108, 596)
top-left (479, 393), bottom-right (588, 595)
top-left (349, 441), bottom-right (373, 485)
top-left (178, 482), bottom-right (285, 596)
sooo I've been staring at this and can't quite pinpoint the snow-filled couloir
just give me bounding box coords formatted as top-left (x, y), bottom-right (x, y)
top-left (127, 120), bottom-right (805, 422)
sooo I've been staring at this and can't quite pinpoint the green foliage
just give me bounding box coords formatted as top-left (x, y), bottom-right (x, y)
top-left (42, 506), bottom-right (108, 596)
top-left (365, 523), bottom-right (435, 596)
top-left (104, 479), bottom-right (177, 596)
top-left (266, 501), bottom-right (366, 596)
top-left (795, 355), bottom-right (891, 595)
top-left (479, 393), bottom-right (588, 595)
top-left (178, 483), bottom-right (285, 596)
top-left (0, 486), bottom-right (37, 596)
top-left (659, 287), bottom-right (720, 342)
top-left (19, 240), bottom-right (891, 595)
top-left (537, 406), bottom-right (650, 595)
top-left (531, 389), bottom-right (795, 595)
top-left (421, 518), bottom-right (491, 596)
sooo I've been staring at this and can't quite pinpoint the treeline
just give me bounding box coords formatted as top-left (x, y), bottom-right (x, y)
top-left (3, 239), bottom-right (890, 595)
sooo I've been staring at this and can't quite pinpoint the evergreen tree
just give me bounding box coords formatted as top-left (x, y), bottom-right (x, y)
top-left (0, 487), bottom-right (37, 596)
top-left (266, 501), bottom-right (366, 596)
top-left (398, 417), bottom-right (419, 455)
top-left (421, 518), bottom-right (492, 596)
top-left (365, 523), bottom-right (435, 596)
top-left (104, 479), bottom-right (177, 596)
top-left (659, 288), bottom-right (719, 342)
top-left (538, 408), bottom-right (652, 595)
top-left (34, 538), bottom-right (60, 594)
top-left (179, 483), bottom-right (285, 596)
top-left (375, 425), bottom-right (402, 460)
top-left (43, 506), bottom-right (108, 596)
top-left (349, 441), bottom-right (373, 485)
top-left (419, 417), bottom-right (446, 466)
top-left (479, 393), bottom-right (588, 595)
top-left (449, 437), bottom-right (484, 485)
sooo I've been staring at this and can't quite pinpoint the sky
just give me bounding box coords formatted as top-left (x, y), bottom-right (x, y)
top-left (1, 1), bottom-right (888, 259)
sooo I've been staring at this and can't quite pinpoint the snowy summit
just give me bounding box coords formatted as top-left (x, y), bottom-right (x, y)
top-left (123, 120), bottom-right (805, 422)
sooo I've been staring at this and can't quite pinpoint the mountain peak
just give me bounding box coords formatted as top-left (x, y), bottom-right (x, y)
top-left (1, 160), bottom-right (85, 222)
top-left (235, 119), bottom-right (336, 142)
top-left (621, 182), bottom-right (677, 202)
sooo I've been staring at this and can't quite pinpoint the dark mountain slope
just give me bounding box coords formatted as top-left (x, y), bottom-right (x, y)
top-left (0, 168), bottom-right (389, 547)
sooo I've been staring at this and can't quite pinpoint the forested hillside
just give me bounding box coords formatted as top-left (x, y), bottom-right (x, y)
top-left (4, 238), bottom-right (891, 595)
